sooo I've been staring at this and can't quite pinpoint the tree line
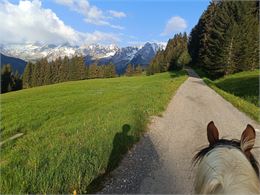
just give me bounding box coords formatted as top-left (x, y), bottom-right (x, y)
top-left (1, 56), bottom-right (145, 93)
top-left (22, 56), bottom-right (119, 89)
top-left (125, 64), bottom-right (143, 76)
top-left (188, 1), bottom-right (259, 79)
top-left (147, 32), bottom-right (191, 75)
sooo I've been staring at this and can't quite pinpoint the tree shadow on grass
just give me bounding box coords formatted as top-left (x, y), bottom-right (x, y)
top-left (215, 76), bottom-right (259, 106)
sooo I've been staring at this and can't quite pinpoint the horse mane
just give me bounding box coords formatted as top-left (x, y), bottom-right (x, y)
top-left (193, 138), bottom-right (260, 177)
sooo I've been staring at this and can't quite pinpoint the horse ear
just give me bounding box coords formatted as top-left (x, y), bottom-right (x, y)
top-left (207, 121), bottom-right (219, 146)
top-left (241, 124), bottom-right (255, 157)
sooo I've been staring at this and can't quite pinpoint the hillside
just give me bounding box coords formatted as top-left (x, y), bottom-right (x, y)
top-left (0, 53), bottom-right (27, 74)
top-left (0, 71), bottom-right (187, 193)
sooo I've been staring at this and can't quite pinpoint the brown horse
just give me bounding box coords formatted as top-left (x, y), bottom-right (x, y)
top-left (193, 121), bottom-right (260, 194)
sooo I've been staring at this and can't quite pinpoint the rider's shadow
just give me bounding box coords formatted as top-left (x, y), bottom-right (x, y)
top-left (106, 124), bottom-right (135, 172)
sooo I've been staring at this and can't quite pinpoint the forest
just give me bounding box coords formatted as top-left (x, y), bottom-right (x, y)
top-left (147, 32), bottom-right (190, 75)
top-left (188, 1), bottom-right (259, 78)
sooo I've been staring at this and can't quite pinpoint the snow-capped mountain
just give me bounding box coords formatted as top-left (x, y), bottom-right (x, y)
top-left (0, 42), bottom-right (166, 74)
top-left (0, 43), bottom-right (120, 62)
top-left (130, 42), bottom-right (164, 65)
top-left (79, 43), bottom-right (119, 59)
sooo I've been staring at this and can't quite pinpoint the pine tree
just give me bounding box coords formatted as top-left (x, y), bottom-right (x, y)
top-left (13, 70), bottom-right (22, 91)
top-left (23, 62), bottom-right (33, 88)
top-left (1, 64), bottom-right (13, 93)
top-left (44, 59), bottom-right (53, 85)
top-left (97, 65), bottom-right (104, 78)
top-left (110, 63), bottom-right (117, 78)
top-left (89, 63), bottom-right (99, 79)
top-left (38, 58), bottom-right (48, 85)
top-left (62, 56), bottom-right (70, 81)
top-left (76, 55), bottom-right (86, 80)
top-left (135, 65), bottom-right (142, 75)
top-left (31, 61), bottom-right (40, 87)
top-left (69, 56), bottom-right (78, 80)
top-left (236, 1), bottom-right (259, 71)
top-left (125, 64), bottom-right (133, 76)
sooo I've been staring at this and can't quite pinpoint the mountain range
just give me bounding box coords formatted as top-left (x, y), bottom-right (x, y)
top-left (0, 42), bottom-right (166, 74)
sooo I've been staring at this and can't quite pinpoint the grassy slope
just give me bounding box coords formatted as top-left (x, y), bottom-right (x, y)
top-left (194, 68), bottom-right (259, 122)
top-left (0, 71), bottom-right (187, 193)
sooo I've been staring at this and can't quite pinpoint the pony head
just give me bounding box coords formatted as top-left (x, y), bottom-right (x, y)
top-left (193, 121), bottom-right (260, 194)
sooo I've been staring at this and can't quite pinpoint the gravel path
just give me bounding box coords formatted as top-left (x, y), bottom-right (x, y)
top-left (99, 68), bottom-right (260, 194)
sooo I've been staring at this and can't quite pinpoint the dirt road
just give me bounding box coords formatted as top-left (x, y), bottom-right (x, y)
top-left (99, 68), bottom-right (260, 194)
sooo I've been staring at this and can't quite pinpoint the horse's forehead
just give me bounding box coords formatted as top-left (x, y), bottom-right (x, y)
top-left (208, 146), bottom-right (243, 158)
top-left (204, 147), bottom-right (246, 166)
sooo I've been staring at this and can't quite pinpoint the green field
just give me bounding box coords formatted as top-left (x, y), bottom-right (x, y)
top-left (199, 70), bottom-right (259, 122)
top-left (0, 71), bottom-right (187, 193)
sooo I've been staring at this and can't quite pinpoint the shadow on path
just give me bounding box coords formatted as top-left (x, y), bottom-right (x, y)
top-left (106, 124), bottom-right (135, 172)
top-left (100, 133), bottom-right (160, 194)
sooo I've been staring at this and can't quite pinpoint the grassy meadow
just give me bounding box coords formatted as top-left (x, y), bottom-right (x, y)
top-left (199, 70), bottom-right (259, 122)
top-left (0, 71), bottom-right (187, 193)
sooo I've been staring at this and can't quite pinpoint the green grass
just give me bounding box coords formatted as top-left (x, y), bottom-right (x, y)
top-left (214, 71), bottom-right (259, 107)
top-left (194, 69), bottom-right (259, 122)
top-left (0, 71), bottom-right (187, 194)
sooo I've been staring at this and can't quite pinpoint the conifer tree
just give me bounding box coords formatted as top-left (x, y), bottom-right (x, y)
top-left (13, 70), bottom-right (22, 91)
top-left (135, 65), bottom-right (142, 75)
top-left (89, 63), bottom-right (99, 79)
top-left (1, 64), bottom-right (13, 93)
top-left (125, 64), bottom-right (133, 76)
top-left (23, 62), bottom-right (33, 88)
top-left (1, 64), bottom-right (22, 93)
top-left (76, 56), bottom-right (86, 80)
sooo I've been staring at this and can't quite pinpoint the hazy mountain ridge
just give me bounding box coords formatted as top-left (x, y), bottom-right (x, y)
top-left (0, 53), bottom-right (27, 74)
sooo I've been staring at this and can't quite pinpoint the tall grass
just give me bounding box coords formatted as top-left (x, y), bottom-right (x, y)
top-left (0, 71), bottom-right (187, 193)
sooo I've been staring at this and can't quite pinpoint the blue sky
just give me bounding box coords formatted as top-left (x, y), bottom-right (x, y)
top-left (1, 0), bottom-right (210, 46)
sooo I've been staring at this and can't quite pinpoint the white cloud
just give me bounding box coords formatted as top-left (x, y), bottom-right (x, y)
top-left (0, 0), bottom-right (120, 45)
top-left (108, 10), bottom-right (126, 18)
top-left (82, 31), bottom-right (120, 44)
top-left (55, 0), bottom-right (125, 29)
top-left (161, 16), bottom-right (187, 36)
